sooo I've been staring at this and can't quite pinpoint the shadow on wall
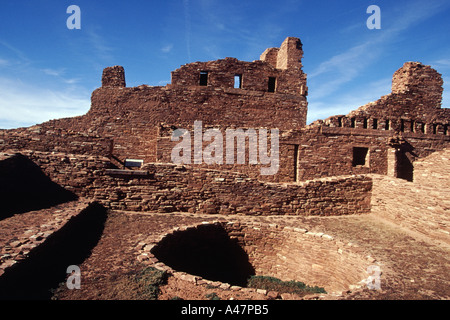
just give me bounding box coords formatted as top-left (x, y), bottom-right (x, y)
top-left (151, 224), bottom-right (255, 287)
top-left (0, 202), bottom-right (108, 300)
top-left (0, 154), bottom-right (78, 221)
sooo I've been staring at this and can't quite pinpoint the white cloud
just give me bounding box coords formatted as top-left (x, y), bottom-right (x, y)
top-left (307, 77), bottom-right (392, 124)
top-left (308, 0), bottom-right (450, 101)
top-left (183, 0), bottom-right (192, 61)
top-left (42, 68), bottom-right (64, 77)
top-left (86, 29), bottom-right (115, 63)
top-left (40, 68), bottom-right (81, 85)
top-left (433, 59), bottom-right (450, 69)
top-left (0, 77), bottom-right (90, 129)
top-left (442, 76), bottom-right (450, 108)
top-left (161, 44), bottom-right (174, 53)
top-left (305, 0), bottom-right (450, 124)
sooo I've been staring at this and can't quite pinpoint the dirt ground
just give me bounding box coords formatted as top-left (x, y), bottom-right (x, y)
top-left (51, 210), bottom-right (449, 301)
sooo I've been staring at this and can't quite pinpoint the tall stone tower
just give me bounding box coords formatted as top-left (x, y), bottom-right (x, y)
top-left (102, 66), bottom-right (126, 88)
top-left (260, 37), bottom-right (308, 96)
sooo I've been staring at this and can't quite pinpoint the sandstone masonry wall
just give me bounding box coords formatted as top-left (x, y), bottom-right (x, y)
top-left (223, 222), bottom-right (370, 293)
top-left (283, 126), bottom-right (450, 182)
top-left (1, 151), bottom-right (372, 217)
top-left (370, 174), bottom-right (450, 246)
top-left (96, 165), bottom-right (372, 216)
top-left (0, 199), bottom-right (92, 277)
top-left (0, 126), bottom-right (112, 157)
top-left (414, 148), bottom-right (450, 189)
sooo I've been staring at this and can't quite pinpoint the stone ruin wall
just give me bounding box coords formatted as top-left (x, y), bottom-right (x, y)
top-left (0, 125), bottom-right (112, 158)
top-left (283, 61), bottom-right (450, 182)
top-left (370, 147), bottom-right (450, 246)
top-left (0, 38), bottom-right (308, 177)
top-left (283, 126), bottom-right (450, 182)
top-left (413, 147), bottom-right (450, 189)
top-left (315, 62), bottom-right (450, 134)
top-left (223, 222), bottom-right (370, 293)
top-left (142, 60), bottom-right (450, 183)
top-left (370, 148), bottom-right (450, 246)
top-left (0, 39), bottom-right (449, 186)
top-left (0, 151), bottom-right (372, 217)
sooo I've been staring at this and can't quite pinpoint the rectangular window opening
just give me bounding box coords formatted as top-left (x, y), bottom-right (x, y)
top-left (124, 159), bottom-right (144, 168)
top-left (350, 118), bottom-right (356, 128)
top-left (400, 119), bottom-right (405, 132)
top-left (372, 119), bottom-right (378, 130)
top-left (200, 71), bottom-right (208, 86)
top-left (385, 119), bottom-right (390, 130)
top-left (338, 117), bottom-right (343, 128)
top-left (411, 121), bottom-right (415, 133)
top-left (363, 118), bottom-right (368, 129)
top-left (433, 124), bottom-right (438, 134)
top-left (418, 122), bottom-right (425, 133)
top-left (293, 145), bottom-right (299, 182)
top-left (268, 77), bottom-right (276, 93)
top-left (444, 124), bottom-right (449, 136)
top-left (234, 74), bottom-right (242, 89)
top-left (352, 147), bottom-right (369, 167)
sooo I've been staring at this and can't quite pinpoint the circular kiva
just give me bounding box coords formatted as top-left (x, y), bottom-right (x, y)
top-left (136, 221), bottom-right (378, 297)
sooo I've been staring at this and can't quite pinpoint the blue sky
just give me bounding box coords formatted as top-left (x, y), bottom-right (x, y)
top-left (0, 0), bottom-right (449, 129)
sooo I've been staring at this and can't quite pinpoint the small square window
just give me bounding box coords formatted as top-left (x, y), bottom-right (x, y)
top-left (352, 147), bottom-right (369, 167)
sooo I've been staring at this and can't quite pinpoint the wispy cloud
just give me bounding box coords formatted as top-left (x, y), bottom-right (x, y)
top-left (40, 68), bottom-right (80, 85)
top-left (86, 29), bottom-right (115, 63)
top-left (442, 76), bottom-right (450, 108)
top-left (161, 44), bottom-right (174, 53)
top-left (0, 77), bottom-right (90, 129)
top-left (307, 77), bottom-right (392, 124)
top-left (183, 0), bottom-right (192, 61)
top-left (308, 0), bottom-right (450, 114)
top-left (433, 59), bottom-right (450, 69)
top-left (0, 40), bottom-right (31, 65)
top-left (42, 68), bottom-right (65, 77)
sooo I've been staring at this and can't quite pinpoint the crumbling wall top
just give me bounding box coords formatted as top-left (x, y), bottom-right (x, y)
top-left (391, 62), bottom-right (443, 108)
top-left (102, 65), bottom-right (126, 88)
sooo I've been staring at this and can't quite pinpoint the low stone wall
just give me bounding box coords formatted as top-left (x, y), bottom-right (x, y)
top-left (0, 199), bottom-right (92, 277)
top-left (225, 222), bottom-right (371, 293)
top-left (414, 148), bottom-right (450, 189)
top-left (0, 150), bottom-right (113, 196)
top-left (1, 151), bottom-right (372, 217)
top-left (370, 174), bottom-right (450, 245)
top-left (94, 164), bottom-right (372, 216)
top-left (0, 127), bottom-right (112, 157)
